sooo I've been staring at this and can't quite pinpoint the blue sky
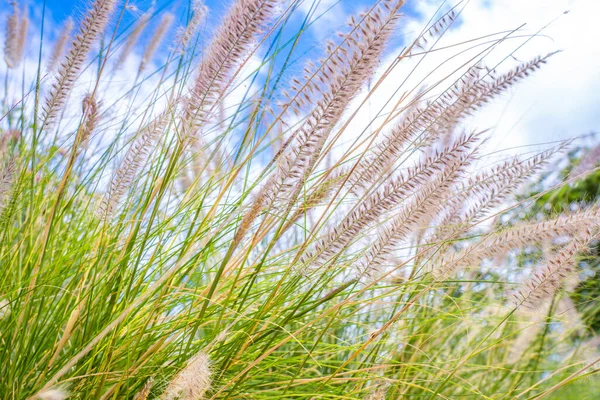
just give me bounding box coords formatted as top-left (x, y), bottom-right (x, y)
top-left (1, 0), bottom-right (598, 157)
top-left (33, 0), bottom-right (423, 48)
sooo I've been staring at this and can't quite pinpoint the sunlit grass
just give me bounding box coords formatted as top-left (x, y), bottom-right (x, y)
top-left (0, 0), bottom-right (597, 398)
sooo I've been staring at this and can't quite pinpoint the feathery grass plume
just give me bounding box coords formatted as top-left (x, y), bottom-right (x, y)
top-left (0, 132), bottom-right (10, 157)
top-left (178, 0), bottom-right (282, 245)
top-left (573, 142), bottom-right (600, 176)
top-left (227, 0), bottom-right (404, 243)
top-left (0, 153), bottom-right (18, 225)
top-left (512, 230), bottom-right (597, 310)
top-left (441, 52), bottom-right (557, 131)
top-left (231, 182), bottom-right (270, 249)
top-left (430, 53), bottom-right (556, 141)
top-left (0, 156), bottom-right (16, 212)
top-left (79, 94), bottom-right (100, 152)
top-left (138, 12), bottom-right (174, 76)
top-left (162, 352), bottom-right (211, 400)
top-left (180, 0), bottom-right (280, 143)
top-left (280, 0), bottom-right (404, 118)
top-left (411, 53), bottom-right (554, 152)
top-left (175, 0), bottom-right (207, 52)
top-left (303, 131), bottom-right (480, 269)
top-left (35, 387), bottom-right (70, 400)
top-left (3, 1), bottom-right (19, 68)
top-left (486, 52), bottom-right (557, 95)
top-left (353, 54), bottom-right (556, 193)
top-left (433, 145), bottom-right (565, 244)
top-left (257, 0), bottom-right (406, 225)
top-left (114, 10), bottom-right (151, 71)
top-left (507, 304), bottom-right (550, 364)
top-left (348, 67), bottom-right (480, 188)
top-left (414, 147), bottom-right (561, 265)
top-left (48, 18), bottom-right (74, 71)
top-left (41, 0), bottom-right (117, 130)
top-left (133, 378), bottom-right (154, 400)
top-left (0, 130), bottom-right (20, 162)
top-left (347, 76), bottom-right (481, 193)
top-left (96, 112), bottom-right (170, 220)
top-left (281, 0), bottom-right (405, 182)
top-left (411, 7), bottom-right (457, 53)
top-left (434, 207), bottom-right (600, 280)
top-left (365, 385), bottom-right (388, 400)
top-left (358, 143), bottom-right (476, 279)
top-left (14, 5), bottom-right (28, 66)
top-left (0, 299), bottom-right (10, 319)
top-left (282, 170), bottom-right (348, 233)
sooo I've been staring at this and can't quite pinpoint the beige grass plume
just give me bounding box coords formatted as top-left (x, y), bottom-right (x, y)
top-left (3, 2), bottom-right (19, 68)
top-left (79, 94), bottom-right (100, 152)
top-left (281, 0), bottom-right (405, 188)
top-left (352, 54), bottom-right (556, 194)
top-left (15, 4), bottom-right (28, 65)
top-left (431, 144), bottom-right (566, 249)
top-left (180, 0), bottom-right (280, 143)
top-left (97, 112), bottom-right (170, 220)
top-left (138, 12), bottom-right (174, 76)
top-left (303, 131), bottom-right (480, 269)
top-left (435, 207), bottom-right (600, 280)
top-left (253, 0), bottom-right (406, 231)
top-left (48, 18), bottom-right (74, 71)
top-left (359, 142), bottom-right (476, 279)
top-left (4, 1), bottom-right (28, 69)
top-left (175, 0), bottom-right (207, 53)
top-left (114, 10), bottom-right (151, 71)
top-left (411, 7), bottom-right (457, 53)
top-left (281, 0), bottom-right (404, 117)
top-left (178, 0), bottom-right (282, 246)
top-left (573, 143), bottom-right (600, 176)
top-left (348, 67), bottom-right (482, 193)
top-left (35, 386), bottom-right (70, 400)
top-left (512, 229), bottom-right (597, 310)
top-left (213, 2), bottom-right (407, 252)
top-left (0, 156), bottom-right (16, 212)
top-left (410, 143), bottom-right (567, 270)
top-left (133, 378), bottom-right (154, 400)
top-left (162, 352), bottom-right (211, 400)
top-left (42, 0), bottom-right (117, 130)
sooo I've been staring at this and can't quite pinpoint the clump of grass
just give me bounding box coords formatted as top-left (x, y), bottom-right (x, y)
top-left (0, 0), bottom-right (597, 398)
top-left (3, 0), bottom-right (28, 69)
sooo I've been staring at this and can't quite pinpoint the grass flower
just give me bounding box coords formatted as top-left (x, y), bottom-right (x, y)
top-left (41, 0), bottom-right (116, 130)
top-left (162, 352), bottom-right (211, 400)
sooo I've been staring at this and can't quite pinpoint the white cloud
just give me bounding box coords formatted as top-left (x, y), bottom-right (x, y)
top-left (405, 0), bottom-right (599, 156)
top-left (297, 0), bottom-right (347, 39)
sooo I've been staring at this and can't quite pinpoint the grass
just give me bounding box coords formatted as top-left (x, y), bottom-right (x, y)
top-left (0, 0), bottom-right (598, 398)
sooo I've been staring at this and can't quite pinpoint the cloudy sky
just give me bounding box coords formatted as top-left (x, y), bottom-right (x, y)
top-left (308, 0), bottom-right (599, 157)
top-left (2, 0), bottom-right (598, 160)
top-left (411, 0), bottom-right (600, 156)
